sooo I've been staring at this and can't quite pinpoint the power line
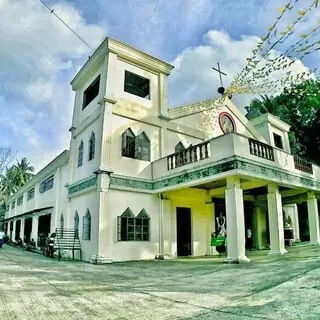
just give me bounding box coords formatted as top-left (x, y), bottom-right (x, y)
top-left (39, 0), bottom-right (94, 52)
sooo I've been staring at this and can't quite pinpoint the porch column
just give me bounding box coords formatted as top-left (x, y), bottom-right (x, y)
top-left (267, 184), bottom-right (287, 255)
top-left (159, 195), bottom-right (172, 258)
top-left (31, 215), bottom-right (38, 245)
top-left (293, 204), bottom-right (300, 241)
top-left (225, 176), bottom-right (249, 263)
top-left (20, 219), bottom-right (25, 243)
top-left (12, 220), bottom-right (16, 241)
top-left (253, 206), bottom-right (267, 249)
top-left (307, 192), bottom-right (320, 245)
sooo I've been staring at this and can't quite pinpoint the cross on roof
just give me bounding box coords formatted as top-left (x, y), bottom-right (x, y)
top-left (212, 62), bottom-right (227, 88)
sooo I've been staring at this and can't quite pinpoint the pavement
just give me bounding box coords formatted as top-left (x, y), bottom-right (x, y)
top-left (1, 245), bottom-right (320, 319)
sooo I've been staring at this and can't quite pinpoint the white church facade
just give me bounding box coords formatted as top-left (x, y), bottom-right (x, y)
top-left (4, 38), bottom-right (320, 263)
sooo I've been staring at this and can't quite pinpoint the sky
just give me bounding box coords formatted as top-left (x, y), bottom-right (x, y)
top-left (0, 0), bottom-right (319, 172)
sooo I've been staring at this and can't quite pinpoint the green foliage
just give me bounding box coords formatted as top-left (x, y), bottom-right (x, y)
top-left (245, 79), bottom-right (320, 165)
top-left (0, 157), bottom-right (34, 198)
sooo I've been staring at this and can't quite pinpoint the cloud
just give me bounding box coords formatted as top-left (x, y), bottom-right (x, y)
top-left (167, 30), bottom-right (311, 110)
top-left (0, 0), bottom-right (317, 175)
top-left (0, 0), bottom-right (107, 173)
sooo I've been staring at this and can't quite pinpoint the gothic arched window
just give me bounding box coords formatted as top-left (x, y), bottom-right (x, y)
top-left (121, 128), bottom-right (135, 158)
top-left (82, 209), bottom-right (91, 240)
top-left (74, 211), bottom-right (79, 237)
top-left (88, 132), bottom-right (95, 161)
top-left (135, 209), bottom-right (150, 241)
top-left (117, 208), bottom-right (135, 241)
top-left (78, 140), bottom-right (84, 167)
top-left (135, 131), bottom-right (150, 161)
top-left (175, 141), bottom-right (185, 153)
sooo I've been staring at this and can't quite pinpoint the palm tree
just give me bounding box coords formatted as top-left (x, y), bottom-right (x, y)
top-left (0, 158), bottom-right (34, 197)
top-left (12, 157), bottom-right (34, 188)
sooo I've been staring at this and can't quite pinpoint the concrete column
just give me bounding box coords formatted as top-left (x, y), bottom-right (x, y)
top-left (31, 215), bottom-right (39, 245)
top-left (307, 192), bottom-right (320, 245)
top-left (225, 176), bottom-right (249, 263)
top-left (267, 184), bottom-right (287, 255)
top-left (12, 220), bottom-right (16, 241)
top-left (34, 182), bottom-right (39, 209)
top-left (159, 196), bottom-right (172, 257)
top-left (54, 167), bottom-right (61, 232)
top-left (293, 204), bottom-right (300, 241)
top-left (95, 171), bottom-right (113, 262)
top-left (253, 206), bottom-right (267, 249)
top-left (20, 219), bottom-right (25, 243)
top-left (162, 198), bottom-right (172, 257)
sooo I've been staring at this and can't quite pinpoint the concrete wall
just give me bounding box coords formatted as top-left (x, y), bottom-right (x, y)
top-left (108, 189), bottom-right (160, 261)
top-left (68, 190), bottom-right (99, 261)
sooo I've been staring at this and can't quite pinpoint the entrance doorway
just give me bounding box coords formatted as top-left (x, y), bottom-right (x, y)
top-left (15, 220), bottom-right (21, 241)
top-left (176, 207), bottom-right (192, 256)
top-left (37, 214), bottom-right (51, 248)
top-left (297, 203), bottom-right (310, 241)
top-left (24, 217), bottom-right (32, 243)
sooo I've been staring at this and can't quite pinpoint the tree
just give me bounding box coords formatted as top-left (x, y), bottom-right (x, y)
top-left (0, 147), bottom-right (15, 176)
top-left (0, 157), bottom-right (34, 197)
top-left (245, 79), bottom-right (320, 165)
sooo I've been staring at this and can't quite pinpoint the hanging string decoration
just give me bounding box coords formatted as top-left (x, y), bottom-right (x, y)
top-left (226, 0), bottom-right (320, 97)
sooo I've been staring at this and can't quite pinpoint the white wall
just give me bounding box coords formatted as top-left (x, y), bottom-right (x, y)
top-left (77, 65), bottom-right (105, 125)
top-left (71, 118), bottom-right (102, 182)
top-left (68, 190), bottom-right (99, 261)
top-left (171, 104), bottom-right (256, 140)
top-left (109, 114), bottom-right (160, 178)
top-left (108, 189), bottom-right (159, 261)
top-left (114, 60), bottom-right (160, 116)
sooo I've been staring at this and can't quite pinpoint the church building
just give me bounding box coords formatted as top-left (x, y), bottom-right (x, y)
top-left (4, 38), bottom-right (320, 263)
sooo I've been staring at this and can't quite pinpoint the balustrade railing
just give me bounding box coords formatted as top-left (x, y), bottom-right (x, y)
top-left (248, 139), bottom-right (274, 161)
top-left (294, 157), bottom-right (313, 174)
top-left (167, 141), bottom-right (210, 170)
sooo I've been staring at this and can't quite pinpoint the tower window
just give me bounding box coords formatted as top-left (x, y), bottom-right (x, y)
top-left (273, 133), bottom-right (283, 149)
top-left (124, 71), bottom-right (150, 99)
top-left (88, 132), bottom-right (95, 161)
top-left (82, 75), bottom-right (100, 110)
top-left (78, 140), bottom-right (84, 167)
top-left (121, 128), bottom-right (151, 161)
top-left (121, 128), bottom-right (136, 159)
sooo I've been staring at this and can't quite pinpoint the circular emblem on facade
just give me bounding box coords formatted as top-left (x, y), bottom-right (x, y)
top-left (219, 112), bottom-right (236, 134)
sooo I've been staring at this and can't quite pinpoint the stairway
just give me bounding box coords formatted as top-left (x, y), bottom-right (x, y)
top-left (55, 228), bottom-right (82, 261)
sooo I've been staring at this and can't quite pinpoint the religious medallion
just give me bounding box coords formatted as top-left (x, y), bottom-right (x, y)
top-left (218, 112), bottom-right (236, 134)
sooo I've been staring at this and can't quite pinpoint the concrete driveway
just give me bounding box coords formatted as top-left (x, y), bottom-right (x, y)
top-left (0, 245), bottom-right (320, 319)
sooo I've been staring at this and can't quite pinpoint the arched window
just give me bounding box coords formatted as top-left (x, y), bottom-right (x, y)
top-left (74, 211), bottom-right (79, 236)
top-left (82, 209), bottom-right (91, 240)
top-left (175, 141), bottom-right (185, 153)
top-left (121, 128), bottom-right (135, 158)
top-left (135, 209), bottom-right (150, 241)
top-left (60, 214), bottom-right (64, 238)
top-left (78, 140), bottom-right (84, 167)
top-left (117, 208), bottom-right (135, 241)
top-left (175, 142), bottom-right (185, 167)
top-left (117, 208), bottom-right (150, 241)
top-left (135, 131), bottom-right (150, 161)
top-left (88, 132), bottom-right (95, 161)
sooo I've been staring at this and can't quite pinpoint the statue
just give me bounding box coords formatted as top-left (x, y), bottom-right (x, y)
top-left (216, 212), bottom-right (226, 237)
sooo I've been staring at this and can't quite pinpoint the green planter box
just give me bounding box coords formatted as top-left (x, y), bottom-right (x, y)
top-left (211, 237), bottom-right (226, 247)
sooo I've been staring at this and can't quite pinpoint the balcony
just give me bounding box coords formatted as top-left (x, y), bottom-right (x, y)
top-left (167, 142), bottom-right (210, 170)
top-left (151, 133), bottom-right (320, 188)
